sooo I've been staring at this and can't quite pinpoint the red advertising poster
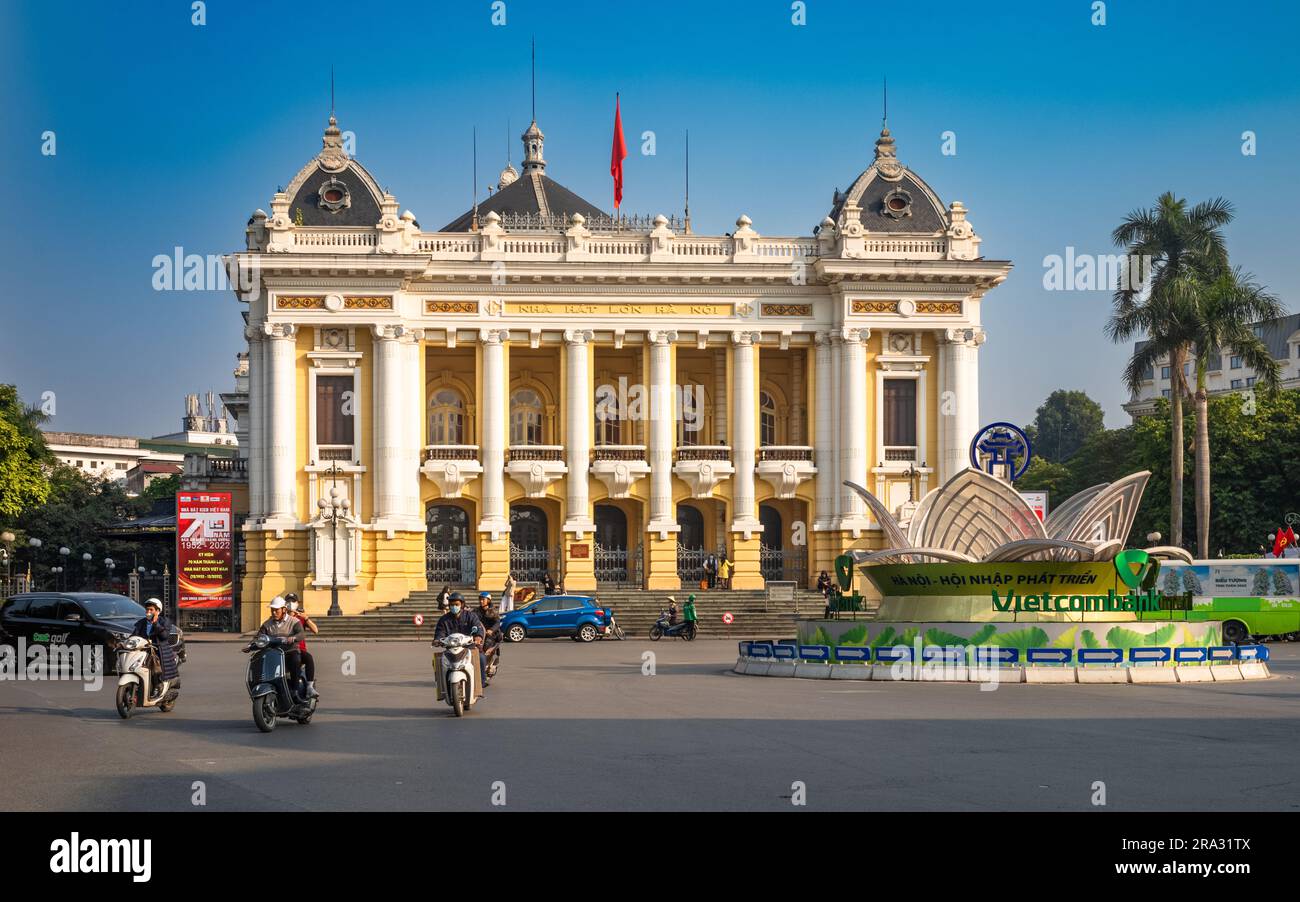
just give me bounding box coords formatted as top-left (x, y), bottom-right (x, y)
top-left (176, 492), bottom-right (233, 608)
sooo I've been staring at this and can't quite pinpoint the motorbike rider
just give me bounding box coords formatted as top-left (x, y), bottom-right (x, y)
top-left (683, 594), bottom-right (698, 625)
top-left (130, 597), bottom-right (179, 698)
top-left (257, 596), bottom-right (307, 696)
top-left (666, 596), bottom-right (679, 625)
top-left (433, 591), bottom-right (485, 686)
top-left (476, 592), bottom-right (502, 682)
top-left (285, 593), bottom-right (319, 699)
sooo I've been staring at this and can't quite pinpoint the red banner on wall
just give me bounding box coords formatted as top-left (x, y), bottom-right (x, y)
top-left (176, 492), bottom-right (233, 608)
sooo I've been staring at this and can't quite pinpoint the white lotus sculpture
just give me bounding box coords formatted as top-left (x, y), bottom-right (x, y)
top-left (845, 468), bottom-right (1192, 565)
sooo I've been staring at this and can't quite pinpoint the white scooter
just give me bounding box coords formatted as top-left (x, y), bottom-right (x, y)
top-left (433, 633), bottom-right (480, 717)
top-left (114, 636), bottom-right (179, 718)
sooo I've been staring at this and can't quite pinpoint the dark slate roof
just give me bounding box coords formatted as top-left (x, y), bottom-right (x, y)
top-left (441, 172), bottom-right (609, 232)
top-left (829, 171), bottom-right (947, 233)
top-left (286, 163), bottom-right (383, 228)
top-left (1257, 312), bottom-right (1300, 360)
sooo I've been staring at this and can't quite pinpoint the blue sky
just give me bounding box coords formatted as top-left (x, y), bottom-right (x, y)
top-left (2, 0), bottom-right (1297, 437)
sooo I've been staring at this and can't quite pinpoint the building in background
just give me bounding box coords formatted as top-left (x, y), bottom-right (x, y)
top-left (228, 110), bottom-right (1011, 629)
top-left (1124, 312), bottom-right (1300, 419)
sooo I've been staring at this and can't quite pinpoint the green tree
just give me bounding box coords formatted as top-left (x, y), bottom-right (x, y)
top-left (1181, 267), bottom-right (1284, 558)
top-left (1108, 192), bottom-right (1233, 550)
top-left (0, 384), bottom-right (53, 520)
top-left (1026, 390), bottom-right (1105, 462)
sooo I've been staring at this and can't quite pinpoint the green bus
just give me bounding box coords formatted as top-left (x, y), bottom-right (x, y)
top-left (1140, 559), bottom-right (1300, 643)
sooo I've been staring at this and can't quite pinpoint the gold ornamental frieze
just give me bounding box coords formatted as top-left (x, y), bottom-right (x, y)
top-left (425, 301), bottom-right (480, 314)
top-left (760, 303), bottom-right (812, 316)
top-left (850, 299), bottom-right (962, 315)
top-left (851, 300), bottom-right (899, 314)
top-left (343, 296), bottom-right (393, 309)
top-left (504, 301), bottom-right (733, 317)
top-left (915, 301), bottom-right (962, 314)
top-left (275, 296), bottom-right (325, 309)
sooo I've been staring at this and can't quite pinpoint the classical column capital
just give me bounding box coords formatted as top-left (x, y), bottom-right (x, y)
top-left (814, 330), bottom-right (833, 347)
top-left (479, 327), bottom-right (509, 345)
top-left (943, 326), bottom-right (986, 347)
top-left (648, 329), bottom-right (679, 346)
top-left (371, 324), bottom-right (406, 342)
top-left (730, 329), bottom-right (761, 347)
top-left (563, 328), bottom-right (594, 345)
top-left (262, 322), bottom-right (297, 340)
top-left (838, 326), bottom-right (870, 345)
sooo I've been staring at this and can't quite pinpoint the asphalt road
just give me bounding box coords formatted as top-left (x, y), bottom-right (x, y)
top-left (1, 637), bottom-right (1297, 811)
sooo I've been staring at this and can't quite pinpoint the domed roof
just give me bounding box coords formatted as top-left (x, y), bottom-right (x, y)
top-left (280, 115), bottom-right (388, 228)
top-left (828, 126), bottom-right (949, 233)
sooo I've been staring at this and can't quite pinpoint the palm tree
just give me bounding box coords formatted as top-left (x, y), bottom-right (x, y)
top-left (1182, 268), bottom-right (1283, 557)
top-left (1108, 193), bottom-right (1233, 549)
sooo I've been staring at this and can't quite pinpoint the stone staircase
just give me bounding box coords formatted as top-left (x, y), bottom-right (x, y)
top-left (309, 586), bottom-right (830, 640)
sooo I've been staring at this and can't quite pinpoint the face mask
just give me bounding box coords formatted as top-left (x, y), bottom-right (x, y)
top-left (289, 602), bottom-right (298, 612)
top-left (449, 605), bottom-right (461, 615)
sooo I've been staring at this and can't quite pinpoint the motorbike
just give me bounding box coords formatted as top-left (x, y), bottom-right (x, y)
top-left (242, 634), bottom-right (317, 732)
top-left (599, 612), bottom-right (627, 640)
top-left (114, 636), bottom-right (180, 718)
top-left (649, 611), bottom-right (697, 641)
top-left (433, 632), bottom-right (481, 716)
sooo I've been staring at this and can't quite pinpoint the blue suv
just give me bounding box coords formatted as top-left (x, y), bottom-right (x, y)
top-left (501, 594), bottom-right (612, 643)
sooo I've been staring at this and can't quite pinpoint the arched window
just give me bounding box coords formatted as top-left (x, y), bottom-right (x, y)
top-left (428, 388), bottom-right (465, 445)
top-left (759, 390), bottom-right (777, 446)
top-left (510, 389), bottom-right (544, 445)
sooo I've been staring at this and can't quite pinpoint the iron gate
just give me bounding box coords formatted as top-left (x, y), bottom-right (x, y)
top-left (595, 543), bottom-right (642, 586)
top-left (760, 546), bottom-right (807, 585)
top-left (426, 544), bottom-right (477, 585)
top-left (510, 543), bottom-right (558, 585)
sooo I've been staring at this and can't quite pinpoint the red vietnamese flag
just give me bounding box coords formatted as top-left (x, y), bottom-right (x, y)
top-left (610, 93), bottom-right (628, 210)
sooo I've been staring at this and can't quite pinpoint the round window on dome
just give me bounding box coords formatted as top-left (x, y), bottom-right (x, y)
top-left (317, 177), bottom-right (351, 213)
top-left (882, 188), bottom-right (913, 220)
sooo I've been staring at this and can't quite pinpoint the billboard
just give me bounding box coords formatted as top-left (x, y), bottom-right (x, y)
top-left (176, 492), bottom-right (233, 608)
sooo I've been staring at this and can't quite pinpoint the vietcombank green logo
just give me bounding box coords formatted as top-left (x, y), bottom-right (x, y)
top-left (1114, 549), bottom-right (1155, 591)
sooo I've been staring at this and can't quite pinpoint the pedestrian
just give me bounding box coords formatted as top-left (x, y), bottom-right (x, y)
top-left (817, 569), bottom-right (832, 601)
top-left (543, 574), bottom-right (556, 596)
top-left (437, 584), bottom-right (451, 611)
top-left (719, 555), bottom-right (732, 589)
top-left (501, 572), bottom-right (517, 613)
top-left (704, 552), bottom-right (718, 590)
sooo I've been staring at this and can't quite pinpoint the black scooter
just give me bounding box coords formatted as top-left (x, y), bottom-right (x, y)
top-left (242, 634), bottom-right (318, 732)
top-left (649, 611), bottom-right (697, 641)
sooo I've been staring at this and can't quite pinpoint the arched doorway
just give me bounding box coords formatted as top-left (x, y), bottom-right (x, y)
top-left (594, 504), bottom-right (630, 584)
top-left (676, 503), bottom-right (709, 585)
top-left (426, 503), bottom-right (475, 585)
top-left (509, 504), bottom-right (553, 584)
top-left (760, 504), bottom-right (783, 582)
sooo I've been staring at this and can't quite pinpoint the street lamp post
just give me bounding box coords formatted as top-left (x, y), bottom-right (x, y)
top-left (28, 537), bottom-right (42, 589)
top-left (59, 547), bottom-right (70, 591)
top-left (1, 531), bottom-right (14, 591)
top-left (904, 461), bottom-right (927, 504)
top-left (318, 467), bottom-right (351, 617)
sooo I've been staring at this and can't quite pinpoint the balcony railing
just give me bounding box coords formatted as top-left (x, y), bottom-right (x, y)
top-left (675, 445), bottom-right (731, 462)
top-left (424, 444), bottom-right (480, 462)
top-left (758, 446), bottom-right (814, 462)
top-left (506, 445), bottom-right (565, 462)
top-left (183, 453), bottom-right (248, 481)
top-left (883, 446), bottom-right (919, 463)
top-left (592, 444), bottom-right (647, 462)
top-left (317, 445), bottom-right (355, 462)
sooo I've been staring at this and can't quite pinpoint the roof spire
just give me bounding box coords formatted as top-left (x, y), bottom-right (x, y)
top-left (873, 77), bottom-right (902, 181)
top-left (320, 69), bottom-right (348, 173)
top-left (521, 40), bottom-right (546, 173)
top-left (684, 129), bottom-right (691, 235)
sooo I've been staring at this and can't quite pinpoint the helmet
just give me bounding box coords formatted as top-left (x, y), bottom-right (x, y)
top-left (667, 596), bottom-right (677, 604)
top-left (449, 591), bottom-right (464, 603)
top-left (479, 591), bottom-right (491, 601)
top-left (284, 592), bottom-right (299, 603)
top-left (144, 597), bottom-right (162, 610)
top-left (269, 596), bottom-right (287, 610)
top-left (688, 594), bottom-right (696, 602)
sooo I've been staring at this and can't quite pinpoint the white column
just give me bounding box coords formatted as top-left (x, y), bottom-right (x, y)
top-left (839, 327), bottom-right (871, 533)
top-left (246, 326), bottom-right (265, 520)
top-left (812, 331), bottom-right (834, 530)
top-left (791, 348), bottom-right (805, 445)
top-left (372, 325), bottom-right (405, 527)
top-left (262, 322), bottom-right (297, 524)
top-left (478, 329), bottom-right (509, 538)
top-left (941, 327), bottom-right (985, 481)
top-left (403, 330), bottom-right (424, 524)
top-left (564, 330), bottom-right (595, 536)
top-left (713, 347), bottom-right (727, 444)
top-left (647, 330), bottom-right (679, 536)
top-left (731, 331), bottom-right (761, 535)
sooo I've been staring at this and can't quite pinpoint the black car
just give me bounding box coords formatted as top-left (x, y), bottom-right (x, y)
top-left (0, 592), bottom-right (186, 675)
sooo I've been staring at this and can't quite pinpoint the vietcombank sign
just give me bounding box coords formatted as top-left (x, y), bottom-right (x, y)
top-left (992, 551), bottom-right (1162, 613)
